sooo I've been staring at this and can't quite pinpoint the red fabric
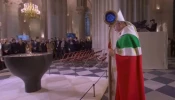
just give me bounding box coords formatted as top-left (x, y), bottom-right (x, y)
top-left (115, 54), bottom-right (145, 100)
top-left (108, 42), bottom-right (111, 49)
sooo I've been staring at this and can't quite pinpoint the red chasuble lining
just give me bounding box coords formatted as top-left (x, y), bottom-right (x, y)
top-left (115, 55), bottom-right (145, 100)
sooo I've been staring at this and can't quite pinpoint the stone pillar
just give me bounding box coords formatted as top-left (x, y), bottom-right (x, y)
top-left (0, 0), bottom-right (3, 38)
top-left (133, 0), bottom-right (138, 21)
top-left (127, 0), bottom-right (132, 21)
top-left (2, 3), bottom-right (8, 38)
top-left (139, 0), bottom-right (144, 21)
top-left (76, 0), bottom-right (87, 39)
top-left (132, 0), bottom-right (138, 22)
top-left (120, 0), bottom-right (150, 22)
top-left (56, 0), bottom-right (60, 37)
top-left (62, 0), bottom-right (67, 38)
top-left (5, 1), bottom-right (22, 38)
top-left (121, 0), bottom-right (127, 19)
top-left (91, 0), bottom-right (95, 48)
top-left (67, 10), bottom-right (73, 33)
top-left (41, 0), bottom-right (48, 39)
top-left (55, 0), bottom-right (67, 38)
top-left (46, 0), bottom-right (68, 39)
top-left (46, 0), bottom-right (52, 39)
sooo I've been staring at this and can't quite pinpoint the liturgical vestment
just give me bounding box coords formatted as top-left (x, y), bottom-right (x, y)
top-left (115, 25), bottom-right (145, 100)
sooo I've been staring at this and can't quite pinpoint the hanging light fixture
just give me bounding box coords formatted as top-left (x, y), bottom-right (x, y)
top-left (156, 4), bottom-right (160, 10)
top-left (21, 0), bottom-right (40, 19)
top-left (155, 0), bottom-right (161, 10)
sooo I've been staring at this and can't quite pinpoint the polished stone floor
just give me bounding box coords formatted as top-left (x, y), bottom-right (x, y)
top-left (0, 59), bottom-right (175, 100)
top-left (0, 74), bottom-right (108, 100)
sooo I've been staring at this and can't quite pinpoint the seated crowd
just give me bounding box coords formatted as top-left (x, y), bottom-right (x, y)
top-left (0, 37), bottom-right (92, 70)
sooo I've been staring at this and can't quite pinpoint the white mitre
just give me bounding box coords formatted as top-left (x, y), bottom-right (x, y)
top-left (116, 10), bottom-right (137, 32)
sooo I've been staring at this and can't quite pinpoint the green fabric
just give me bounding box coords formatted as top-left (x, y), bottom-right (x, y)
top-left (116, 34), bottom-right (140, 49)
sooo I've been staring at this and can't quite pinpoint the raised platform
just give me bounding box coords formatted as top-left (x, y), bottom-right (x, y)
top-left (139, 32), bottom-right (168, 69)
top-left (0, 74), bottom-right (108, 100)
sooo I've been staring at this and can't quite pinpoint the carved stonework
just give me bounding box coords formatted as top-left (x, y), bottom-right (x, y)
top-left (4, 0), bottom-right (22, 5)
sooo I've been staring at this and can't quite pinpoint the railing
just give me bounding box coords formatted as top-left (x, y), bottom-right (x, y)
top-left (80, 70), bottom-right (108, 100)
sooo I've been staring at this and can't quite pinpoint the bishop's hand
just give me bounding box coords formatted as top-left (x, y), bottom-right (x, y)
top-left (109, 49), bottom-right (115, 57)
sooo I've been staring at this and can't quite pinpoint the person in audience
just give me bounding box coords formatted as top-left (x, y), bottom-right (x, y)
top-left (60, 38), bottom-right (66, 58)
top-left (170, 37), bottom-right (175, 57)
top-left (41, 39), bottom-right (47, 52)
top-left (32, 37), bottom-right (40, 53)
top-left (50, 39), bottom-right (56, 59)
top-left (0, 40), bottom-right (3, 70)
top-left (65, 38), bottom-right (69, 53)
top-left (146, 19), bottom-right (157, 32)
top-left (85, 39), bottom-right (92, 50)
top-left (46, 39), bottom-right (52, 53)
top-left (74, 37), bottom-right (80, 51)
top-left (11, 39), bottom-right (19, 54)
top-left (26, 41), bottom-right (32, 53)
top-left (32, 39), bottom-right (37, 52)
top-left (68, 37), bottom-right (75, 52)
top-left (80, 39), bottom-right (85, 50)
top-left (55, 38), bottom-right (61, 59)
top-left (18, 39), bottom-right (26, 54)
top-left (2, 39), bottom-right (11, 56)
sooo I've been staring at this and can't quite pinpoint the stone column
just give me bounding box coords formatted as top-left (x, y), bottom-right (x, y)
top-left (41, 0), bottom-right (48, 39)
top-left (46, 0), bottom-right (53, 39)
top-left (56, 0), bottom-right (60, 37)
top-left (121, 0), bottom-right (127, 19)
top-left (5, 1), bottom-right (22, 38)
top-left (1, 3), bottom-right (8, 38)
top-left (140, 0), bottom-right (144, 20)
top-left (120, 0), bottom-right (150, 22)
top-left (62, 0), bottom-right (67, 38)
top-left (0, 0), bottom-right (2, 23)
top-left (127, 0), bottom-right (132, 21)
top-left (133, 0), bottom-right (137, 21)
top-left (143, 0), bottom-right (147, 20)
top-left (67, 10), bottom-right (73, 33)
top-left (0, 0), bottom-right (3, 38)
top-left (76, 0), bottom-right (87, 39)
top-left (91, 0), bottom-right (95, 48)
top-left (55, 0), bottom-right (67, 38)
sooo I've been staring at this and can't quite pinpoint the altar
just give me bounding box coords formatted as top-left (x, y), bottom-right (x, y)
top-left (139, 32), bottom-right (168, 69)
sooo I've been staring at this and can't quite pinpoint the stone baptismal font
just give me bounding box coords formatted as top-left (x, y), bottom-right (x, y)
top-left (3, 53), bottom-right (53, 93)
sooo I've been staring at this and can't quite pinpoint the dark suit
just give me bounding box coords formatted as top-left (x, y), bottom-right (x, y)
top-left (11, 42), bottom-right (19, 54)
top-left (55, 40), bottom-right (62, 59)
top-left (146, 23), bottom-right (157, 32)
top-left (32, 42), bottom-right (40, 53)
top-left (2, 43), bottom-right (11, 56)
top-left (80, 41), bottom-right (85, 50)
top-left (41, 43), bottom-right (47, 52)
top-left (18, 42), bottom-right (26, 53)
top-left (68, 40), bottom-right (75, 52)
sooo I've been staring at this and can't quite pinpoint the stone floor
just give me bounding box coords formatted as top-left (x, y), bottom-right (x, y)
top-left (0, 59), bottom-right (175, 100)
top-left (0, 74), bottom-right (108, 100)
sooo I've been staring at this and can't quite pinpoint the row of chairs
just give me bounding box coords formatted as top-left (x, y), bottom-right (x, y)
top-left (51, 49), bottom-right (107, 75)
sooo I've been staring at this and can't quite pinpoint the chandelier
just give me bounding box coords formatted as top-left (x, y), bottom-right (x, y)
top-left (21, 1), bottom-right (40, 19)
